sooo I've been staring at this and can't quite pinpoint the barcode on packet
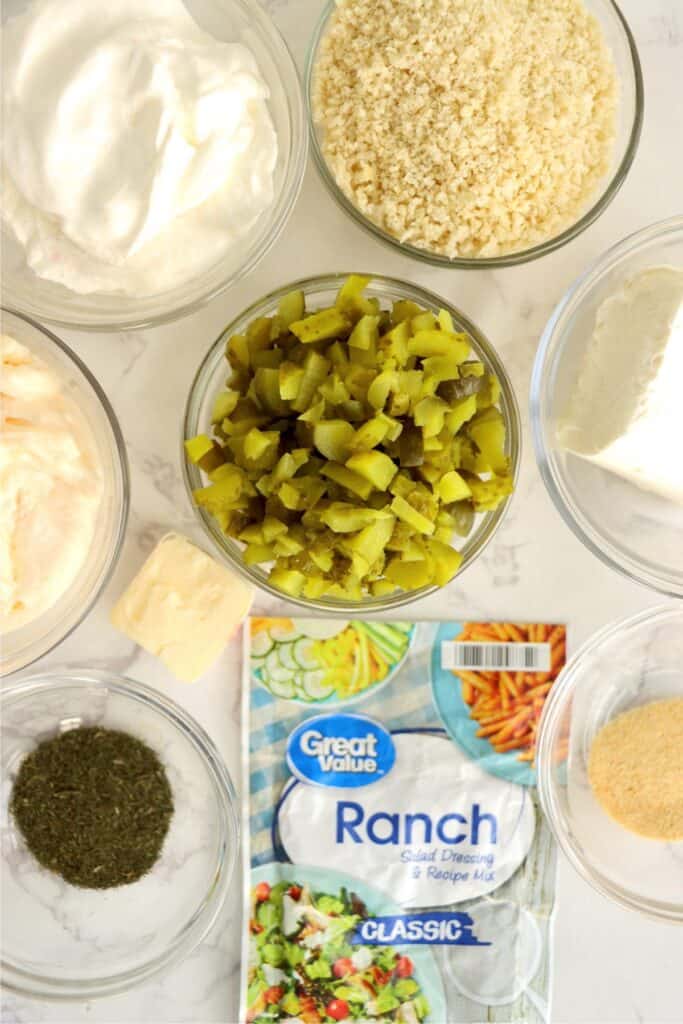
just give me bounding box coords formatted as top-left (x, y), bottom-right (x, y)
top-left (441, 641), bottom-right (552, 672)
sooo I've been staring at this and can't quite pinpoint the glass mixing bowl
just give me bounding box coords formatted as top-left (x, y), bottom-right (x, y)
top-left (0, 671), bottom-right (239, 998)
top-left (0, 310), bottom-right (129, 676)
top-left (530, 216), bottom-right (683, 597)
top-left (182, 273), bottom-right (521, 612)
top-left (1, 0), bottom-right (307, 331)
top-left (305, 0), bottom-right (643, 268)
top-left (536, 605), bottom-right (683, 923)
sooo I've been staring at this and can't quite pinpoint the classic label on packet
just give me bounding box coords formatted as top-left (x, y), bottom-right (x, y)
top-left (286, 713), bottom-right (395, 788)
top-left (352, 910), bottom-right (491, 947)
top-left (277, 732), bottom-right (535, 907)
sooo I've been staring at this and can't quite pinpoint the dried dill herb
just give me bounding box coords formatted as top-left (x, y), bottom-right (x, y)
top-left (10, 726), bottom-right (174, 889)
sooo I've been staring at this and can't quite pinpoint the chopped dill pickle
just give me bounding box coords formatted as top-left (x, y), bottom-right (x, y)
top-left (186, 275), bottom-right (514, 597)
top-left (290, 308), bottom-right (351, 343)
top-left (321, 462), bottom-right (374, 500)
top-left (445, 500), bottom-right (475, 537)
top-left (398, 423), bottom-right (424, 467)
top-left (292, 351), bottom-right (330, 412)
top-left (476, 374), bottom-right (502, 410)
top-left (211, 391), bottom-right (239, 423)
top-left (244, 543), bottom-right (275, 565)
top-left (320, 503), bottom-right (391, 533)
top-left (226, 333), bottom-right (249, 369)
top-left (411, 311), bottom-right (437, 332)
top-left (367, 370), bottom-right (399, 411)
top-left (313, 420), bottom-right (355, 462)
top-left (346, 516), bottom-right (395, 566)
top-left (335, 274), bottom-right (375, 318)
top-left (413, 396), bottom-right (448, 438)
top-left (391, 299), bottom-right (422, 324)
top-left (196, 442), bottom-right (225, 474)
top-left (244, 429), bottom-right (279, 461)
top-left (437, 470), bottom-right (472, 504)
top-left (349, 416), bottom-right (390, 452)
top-left (385, 557), bottom-right (433, 589)
top-left (428, 539), bottom-right (463, 586)
top-left (466, 473), bottom-right (514, 512)
top-left (346, 451), bottom-right (397, 491)
top-left (279, 361), bottom-right (305, 401)
top-left (348, 314), bottom-right (380, 350)
top-left (468, 407), bottom-right (507, 473)
top-left (268, 568), bottom-right (305, 596)
top-left (277, 289), bottom-right (305, 328)
top-left (445, 394), bottom-right (478, 434)
top-left (437, 375), bottom-right (484, 403)
top-left (184, 434), bottom-right (215, 464)
top-left (390, 495), bottom-right (435, 536)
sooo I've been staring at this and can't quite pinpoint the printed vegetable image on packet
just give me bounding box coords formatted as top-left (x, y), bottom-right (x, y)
top-left (241, 619), bottom-right (567, 1024)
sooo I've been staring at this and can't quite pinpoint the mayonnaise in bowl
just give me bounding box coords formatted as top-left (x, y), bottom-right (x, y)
top-left (0, 335), bottom-right (104, 632)
top-left (0, 310), bottom-right (128, 675)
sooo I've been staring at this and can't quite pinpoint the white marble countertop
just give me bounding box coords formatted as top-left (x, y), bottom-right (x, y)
top-left (3, 0), bottom-right (683, 1021)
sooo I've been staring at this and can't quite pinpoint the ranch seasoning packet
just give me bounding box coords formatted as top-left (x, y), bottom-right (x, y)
top-left (241, 618), bottom-right (567, 1024)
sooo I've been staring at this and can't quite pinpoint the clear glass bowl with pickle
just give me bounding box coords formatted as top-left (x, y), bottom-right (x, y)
top-left (182, 273), bottom-right (521, 611)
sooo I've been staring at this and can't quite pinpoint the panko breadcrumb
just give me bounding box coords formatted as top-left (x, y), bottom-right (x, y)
top-left (313, 0), bottom-right (618, 259)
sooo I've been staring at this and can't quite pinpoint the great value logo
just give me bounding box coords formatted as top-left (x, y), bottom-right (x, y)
top-left (286, 713), bottom-right (395, 789)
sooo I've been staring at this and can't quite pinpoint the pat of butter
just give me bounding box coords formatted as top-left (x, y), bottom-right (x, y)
top-left (111, 533), bottom-right (253, 682)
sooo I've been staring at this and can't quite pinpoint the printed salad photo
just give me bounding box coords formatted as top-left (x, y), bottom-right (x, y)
top-left (246, 877), bottom-right (431, 1023)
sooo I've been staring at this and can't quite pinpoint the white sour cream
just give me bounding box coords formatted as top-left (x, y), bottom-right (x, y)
top-left (1, 0), bottom-right (277, 296)
top-left (559, 266), bottom-right (683, 503)
top-left (0, 336), bottom-right (103, 632)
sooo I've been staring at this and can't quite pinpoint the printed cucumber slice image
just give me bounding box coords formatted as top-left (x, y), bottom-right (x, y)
top-left (249, 618), bottom-right (416, 705)
top-left (245, 863), bottom-right (447, 1024)
top-left (251, 631), bottom-right (274, 659)
top-left (292, 638), bottom-right (318, 670)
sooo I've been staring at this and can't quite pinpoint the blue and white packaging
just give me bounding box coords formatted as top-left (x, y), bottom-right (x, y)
top-left (242, 618), bottom-right (563, 1024)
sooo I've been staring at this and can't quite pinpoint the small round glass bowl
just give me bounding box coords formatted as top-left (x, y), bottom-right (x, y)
top-left (536, 605), bottom-right (683, 923)
top-left (182, 273), bottom-right (521, 612)
top-left (0, 671), bottom-right (239, 999)
top-left (305, 0), bottom-right (643, 269)
top-left (530, 216), bottom-right (683, 597)
top-left (1, 0), bottom-right (306, 332)
top-left (0, 310), bottom-right (129, 677)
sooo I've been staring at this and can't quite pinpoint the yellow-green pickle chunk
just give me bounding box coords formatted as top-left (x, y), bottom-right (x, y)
top-left (186, 277), bottom-right (514, 597)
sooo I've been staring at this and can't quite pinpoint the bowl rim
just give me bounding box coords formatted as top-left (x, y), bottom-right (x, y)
top-left (1, 0), bottom-right (308, 332)
top-left (529, 214), bottom-right (683, 599)
top-left (0, 308), bottom-right (130, 677)
top-left (536, 602), bottom-right (683, 924)
top-left (304, 0), bottom-right (644, 269)
top-left (181, 271), bottom-right (521, 612)
top-left (0, 669), bottom-right (240, 999)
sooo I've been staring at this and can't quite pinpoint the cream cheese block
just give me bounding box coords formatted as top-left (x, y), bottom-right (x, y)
top-left (558, 266), bottom-right (683, 503)
top-left (111, 532), bottom-right (253, 681)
